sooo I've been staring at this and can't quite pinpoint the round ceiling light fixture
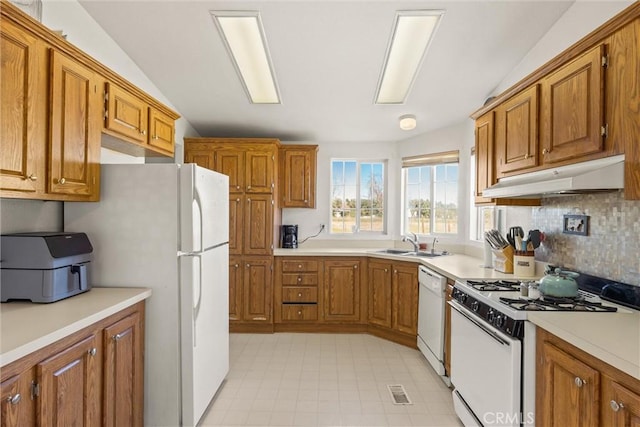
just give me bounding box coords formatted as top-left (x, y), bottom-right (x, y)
top-left (399, 114), bottom-right (417, 130)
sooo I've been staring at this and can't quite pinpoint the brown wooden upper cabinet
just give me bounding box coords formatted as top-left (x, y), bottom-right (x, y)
top-left (245, 150), bottom-right (276, 194)
top-left (474, 111), bottom-right (496, 205)
top-left (496, 85), bottom-right (539, 175)
top-left (104, 82), bottom-right (175, 157)
top-left (280, 145), bottom-right (318, 208)
top-left (541, 45), bottom-right (606, 164)
top-left (48, 50), bottom-right (102, 200)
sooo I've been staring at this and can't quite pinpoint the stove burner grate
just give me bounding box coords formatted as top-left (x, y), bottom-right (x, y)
top-left (467, 280), bottom-right (521, 291)
top-left (499, 296), bottom-right (618, 312)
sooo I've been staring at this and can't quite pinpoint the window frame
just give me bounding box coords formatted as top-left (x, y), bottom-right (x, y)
top-left (401, 151), bottom-right (460, 237)
top-left (329, 158), bottom-right (388, 235)
top-left (469, 149), bottom-right (496, 242)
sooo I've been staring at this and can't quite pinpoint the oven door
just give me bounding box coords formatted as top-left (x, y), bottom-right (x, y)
top-left (450, 300), bottom-right (522, 426)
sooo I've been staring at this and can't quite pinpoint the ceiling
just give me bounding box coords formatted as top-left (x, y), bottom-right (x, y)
top-left (79, 0), bottom-right (574, 144)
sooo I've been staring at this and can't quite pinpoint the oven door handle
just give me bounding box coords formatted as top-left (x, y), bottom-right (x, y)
top-left (449, 301), bottom-right (511, 347)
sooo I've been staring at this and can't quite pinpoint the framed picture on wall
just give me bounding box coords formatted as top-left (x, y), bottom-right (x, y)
top-left (563, 214), bottom-right (589, 236)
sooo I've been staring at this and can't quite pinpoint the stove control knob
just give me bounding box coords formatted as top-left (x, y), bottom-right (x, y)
top-left (495, 314), bottom-right (505, 328)
top-left (471, 301), bottom-right (480, 312)
top-left (487, 309), bottom-right (495, 323)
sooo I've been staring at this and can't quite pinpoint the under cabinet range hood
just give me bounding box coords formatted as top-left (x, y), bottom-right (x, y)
top-left (482, 155), bottom-right (625, 198)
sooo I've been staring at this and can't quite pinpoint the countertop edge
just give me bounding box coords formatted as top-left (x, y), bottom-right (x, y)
top-left (528, 313), bottom-right (640, 380)
top-left (1, 287), bottom-right (152, 367)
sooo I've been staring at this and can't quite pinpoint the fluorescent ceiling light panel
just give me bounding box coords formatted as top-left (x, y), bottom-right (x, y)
top-left (211, 11), bottom-right (280, 104)
top-left (375, 11), bottom-right (444, 104)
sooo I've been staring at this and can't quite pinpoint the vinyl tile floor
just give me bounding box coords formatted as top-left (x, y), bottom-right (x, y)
top-left (199, 333), bottom-right (463, 427)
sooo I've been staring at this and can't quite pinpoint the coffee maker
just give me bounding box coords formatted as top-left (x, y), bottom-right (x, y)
top-left (280, 225), bottom-right (298, 249)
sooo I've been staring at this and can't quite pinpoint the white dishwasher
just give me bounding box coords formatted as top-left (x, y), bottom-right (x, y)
top-left (417, 265), bottom-right (447, 379)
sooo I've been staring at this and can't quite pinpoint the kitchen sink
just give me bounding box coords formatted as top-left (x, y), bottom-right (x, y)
top-left (404, 251), bottom-right (450, 258)
top-left (375, 249), bottom-right (412, 255)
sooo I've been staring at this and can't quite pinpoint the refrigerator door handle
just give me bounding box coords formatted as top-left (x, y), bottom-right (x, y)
top-left (192, 253), bottom-right (202, 347)
top-left (193, 187), bottom-right (204, 253)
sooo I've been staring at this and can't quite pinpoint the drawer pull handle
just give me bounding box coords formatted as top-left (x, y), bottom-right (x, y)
top-left (298, 311), bottom-right (302, 316)
top-left (297, 277), bottom-right (302, 282)
top-left (298, 264), bottom-right (302, 269)
top-left (574, 377), bottom-right (585, 387)
top-left (7, 394), bottom-right (21, 405)
top-left (610, 400), bottom-right (624, 412)
top-left (88, 347), bottom-right (97, 356)
top-left (298, 293), bottom-right (302, 297)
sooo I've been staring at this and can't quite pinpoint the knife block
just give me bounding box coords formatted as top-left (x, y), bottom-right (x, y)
top-left (492, 246), bottom-right (514, 274)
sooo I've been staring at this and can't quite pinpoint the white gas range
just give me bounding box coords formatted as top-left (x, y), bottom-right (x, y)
top-left (449, 277), bottom-right (630, 427)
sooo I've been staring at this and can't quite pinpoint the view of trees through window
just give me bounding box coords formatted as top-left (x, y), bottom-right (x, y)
top-left (331, 160), bottom-right (385, 234)
top-left (404, 163), bottom-right (458, 235)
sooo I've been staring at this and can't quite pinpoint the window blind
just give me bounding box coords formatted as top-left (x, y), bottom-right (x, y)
top-left (401, 150), bottom-right (459, 168)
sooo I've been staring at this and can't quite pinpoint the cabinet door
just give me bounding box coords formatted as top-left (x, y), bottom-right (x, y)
top-left (38, 333), bottom-right (101, 427)
top-left (281, 147), bottom-right (316, 208)
top-left (185, 150), bottom-right (215, 171)
top-left (605, 378), bottom-right (640, 427)
top-left (148, 107), bottom-right (175, 155)
top-left (244, 194), bottom-right (274, 255)
top-left (104, 82), bottom-right (148, 144)
top-left (541, 45), bottom-right (605, 164)
top-left (245, 150), bottom-right (275, 193)
top-left (496, 85), bottom-right (539, 174)
top-left (229, 195), bottom-right (243, 255)
top-left (103, 312), bottom-right (144, 427)
top-left (368, 261), bottom-right (392, 328)
top-left (214, 149), bottom-right (244, 194)
top-left (1, 369), bottom-right (36, 427)
top-left (323, 260), bottom-right (361, 322)
top-left (475, 111), bottom-right (495, 204)
top-left (392, 263), bottom-right (418, 335)
top-left (229, 256), bottom-right (243, 321)
top-left (49, 50), bottom-right (101, 199)
top-left (444, 281), bottom-right (454, 377)
top-left (539, 341), bottom-right (600, 427)
top-left (243, 258), bottom-right (272, 322)
top-left (0, 20), bottom-right (45, 195)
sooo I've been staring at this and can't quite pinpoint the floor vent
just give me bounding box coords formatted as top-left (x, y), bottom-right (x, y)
top-left (387, 384), bottom-right (412, 405)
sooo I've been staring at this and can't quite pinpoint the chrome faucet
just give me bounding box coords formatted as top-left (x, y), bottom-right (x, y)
top-left (402, 232), bottom-right (420, 252)
top-left (431, 237), bottom-right (438, 254)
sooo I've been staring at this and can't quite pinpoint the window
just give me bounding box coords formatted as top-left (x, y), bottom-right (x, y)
top-left (402, 151), bottom-right (459, 236)
top-left (469, 149), bottom-right (496, 241)
top-left (331, 160), bottom-right (386, 234)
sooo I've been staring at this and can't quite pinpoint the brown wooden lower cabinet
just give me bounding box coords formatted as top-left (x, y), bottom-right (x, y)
top-left (391, 263), bottom-right (418, 335)
top-left (0, 302), bottom-right (145, 427)
top-left (537, 327), bottom-right (640, 427)
top-left (229, 256), bottom-right (274, 328)
top-left (323, 259), bottom-right (362, 322)
top-left (368, 260), bottom-right (393, 329)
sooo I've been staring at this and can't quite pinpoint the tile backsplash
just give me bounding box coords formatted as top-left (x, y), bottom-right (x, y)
top-left (531, 190), bottom-right (640, 286)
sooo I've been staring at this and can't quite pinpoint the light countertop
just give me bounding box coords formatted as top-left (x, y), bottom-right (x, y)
top-left (274, 247), bottom-right (542, 281)
top-left (1, 287), bottom-right (151, 367)
top-left (528, 310), bottom-right (640, 380)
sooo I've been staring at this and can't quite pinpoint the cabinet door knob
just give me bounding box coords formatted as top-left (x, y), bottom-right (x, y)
top-left (246, 264), bottom-right (250, 268)
top-left (58, 177), bottom-right (66, 185)
top-left (298, 293), bottom-right (302, 297)
top-left (234, 264), bottom-right (239, 268)
top-left (298, 264), bottom-right (302, 269)
top-left (304, 200), bottom-right (308, 203)
top-left (298, 311), bottom-right (302, 316)
top-left (610, 400), bottom-right (624, 412)
top-left (152, 135), bottom-right (159, 140)
top-left (574, 377), bottom-right (585, 387)
top-left (524, 154), bottom-right (529, 159)
top-left (7, 394), bottom-right (21, 405)
top-left (236, 185), bottom-right (241, 190)
top-left (542, 148), bottom-right (549, 155)
top-left (354, 265), bottom-right (358, 269)
top-left (113, 333), bottom-right (123, 342)
top-left (297, 277), bottom-right (302, 282)
top-left (88, 347), bottom-right (98, 355)
top-left (25, 174), bottom-right (37, 181)
top-left (247, 185), bottom-right (252, 190)
top-left (236, 198), bottom-right (240, 202)
top-left (141, 130), bottom-right (146, 135)
top-left (384, 268), bottom-right (388, 272)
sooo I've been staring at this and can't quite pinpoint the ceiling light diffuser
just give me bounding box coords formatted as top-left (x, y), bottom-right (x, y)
top-left (211, 11), bottom-right (281, 104)
top-left (375, 10), bottom-right (444, 104)
top-left (399, 114), bottom-right (417, 130)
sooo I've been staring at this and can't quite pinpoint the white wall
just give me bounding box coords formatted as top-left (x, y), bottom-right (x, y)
top-left (494, 0), bottom-right (634, 95)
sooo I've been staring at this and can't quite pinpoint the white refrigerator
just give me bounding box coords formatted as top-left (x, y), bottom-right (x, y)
top-left (64, 163), bottom-right (229, 427)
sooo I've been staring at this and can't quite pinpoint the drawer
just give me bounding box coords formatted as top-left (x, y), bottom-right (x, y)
top-left (282, 287), bottom-right (318, 303)
top-left (282, 273), bottom-right (318, 286)
top-left (281, 304), bottom-right (318, 321)
top-left (281, 260), bottom-right (319, 272)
